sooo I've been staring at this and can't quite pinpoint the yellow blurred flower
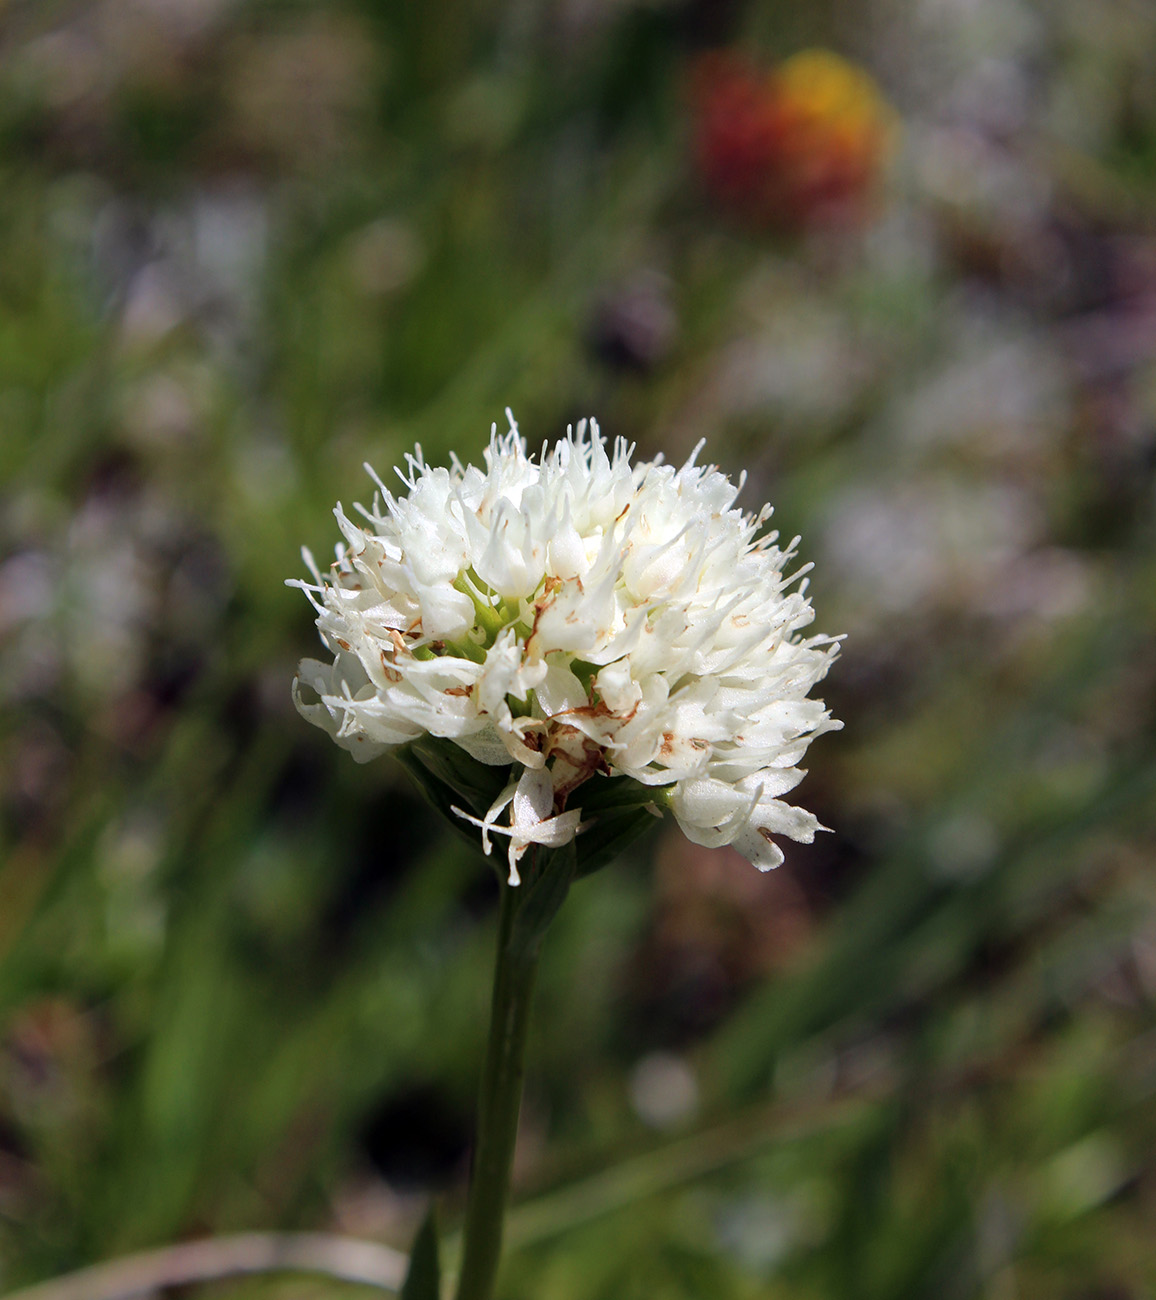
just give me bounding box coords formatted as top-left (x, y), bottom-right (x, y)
top-left (693, 47), bottom-right (897, 230)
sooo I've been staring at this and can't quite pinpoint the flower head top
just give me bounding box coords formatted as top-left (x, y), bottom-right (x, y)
top-left (290, 414), bottom-right (841, 883)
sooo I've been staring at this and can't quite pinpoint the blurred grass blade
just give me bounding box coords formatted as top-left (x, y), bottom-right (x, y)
top-left (400, 1208), bottom-right (441, 1300)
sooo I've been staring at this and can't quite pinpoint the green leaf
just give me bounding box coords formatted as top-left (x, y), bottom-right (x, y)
top-left (510, 839), bottom-right (577, 960)
top-left (405, 736), bottom-right (511, 818)
top-left (577, 774), bottom-right (668, 813)
top-left (393, 740), bottom-right (512, 866)
top-left (393, 746), bottom-right (485, 852)
top-left (394, 747), bottom-right (660, 881)
top-left (574, 805), bottom-right (658, 878)
top-left (573, 776), bottom-right (665, 878)
top-left (400, 1206), bottom-right (441, 1300)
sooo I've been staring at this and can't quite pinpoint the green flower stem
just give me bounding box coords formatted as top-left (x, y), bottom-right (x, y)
top-left (454, 876), bottom-right (541, 1300)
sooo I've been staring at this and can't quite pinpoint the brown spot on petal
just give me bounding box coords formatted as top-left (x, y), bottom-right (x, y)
top-left (379, 650), bottom-right (402, 683)
top-left (547, 724), bottom-right (611, 803)
top-left (555, 696), bottom-right (638, 725)
top-left (527, 575), bottom-right (572, 655)
top-left (444, 684), bottom-right (473, 697)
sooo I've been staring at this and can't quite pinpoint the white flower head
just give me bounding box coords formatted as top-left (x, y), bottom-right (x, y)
top-left (290, 412), bottom-right (841, 882)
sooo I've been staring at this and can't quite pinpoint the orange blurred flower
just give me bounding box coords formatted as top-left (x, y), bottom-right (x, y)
top-left (692, 49), bottom-right (896, 231)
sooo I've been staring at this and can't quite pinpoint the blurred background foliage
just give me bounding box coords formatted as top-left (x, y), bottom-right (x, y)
top-left (1, 0), bottom-right (1156, 1296)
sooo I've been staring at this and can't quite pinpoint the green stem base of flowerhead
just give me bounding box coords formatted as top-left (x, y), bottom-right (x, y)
top-left (453, 867), bottom-right (547, 1300)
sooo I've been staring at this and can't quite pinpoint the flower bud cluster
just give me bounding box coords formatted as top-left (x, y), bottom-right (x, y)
top-left (291, 415), bottom-right (840, 882)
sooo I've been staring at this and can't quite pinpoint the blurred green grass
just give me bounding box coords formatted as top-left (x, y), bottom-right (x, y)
top-left (2, 1), bottom-right (1156, 1297)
